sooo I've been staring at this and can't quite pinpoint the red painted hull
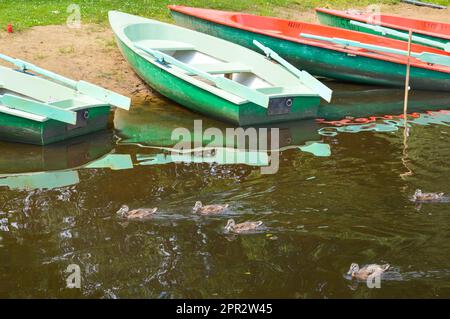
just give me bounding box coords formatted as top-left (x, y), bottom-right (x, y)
top-left (168, 5), bottom-right (450, 74)
top-left (316, 8), bottom-right (450, 41)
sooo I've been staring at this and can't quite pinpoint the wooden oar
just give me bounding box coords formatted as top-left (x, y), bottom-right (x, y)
top-left (253, 40), bottom-right (332, 102)
top-left (0, 53), bottom-right (130, 110)
top-left (349, 20), bottom-right (450, 52)
top-left (134, 44), bottom-right (269, 108)
top-left (300, 33), bottom-right (450, 67)
top-left (0, 94), bottom-right (77, 124)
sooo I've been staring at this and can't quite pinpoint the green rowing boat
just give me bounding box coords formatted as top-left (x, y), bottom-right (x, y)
top-left (109, 11), bottom-right (332, 126)
top-left (169, 6), bottom-right (450, 91)
top-left (0, 54), bottom-right (130, 145)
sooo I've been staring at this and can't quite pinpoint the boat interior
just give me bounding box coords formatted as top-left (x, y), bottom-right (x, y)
top-left (228, 13), bottom-right (450, 56)
top-left (349, 13), bottom-right (450, 36)
top-left (124, 23), bottom-right (308, 95)
top-left (0, 67), bottom-right (105, 121)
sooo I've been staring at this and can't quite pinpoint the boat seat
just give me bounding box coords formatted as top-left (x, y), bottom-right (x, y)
top-left (135, 40), bottom-right (195, 51)
top-left (183, 62), bottom-right (252, 75)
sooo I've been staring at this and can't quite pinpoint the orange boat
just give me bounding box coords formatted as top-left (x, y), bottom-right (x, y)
top-left (169, 5), bottom-right (450, 91)
top-left (316, 8), bottom-right (450, 50)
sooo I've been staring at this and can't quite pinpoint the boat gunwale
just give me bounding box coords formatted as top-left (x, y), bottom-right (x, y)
top-left (315, 7), bottom-right (450, 41)
top-left (168, 5), bottom-right (450, 74)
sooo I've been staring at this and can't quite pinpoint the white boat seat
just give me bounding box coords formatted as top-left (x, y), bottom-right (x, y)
top-left (183, 62), bottom-right (252, 75)
top-left (135, 40), bottom-right (195, 51)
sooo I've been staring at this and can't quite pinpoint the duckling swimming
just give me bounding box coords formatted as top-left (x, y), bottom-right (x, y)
top-left (193, 201), bottom-right (229, 215)
top-left (116, 205), bottom-right (158, 220)
top-left (347, 263), bottom-right (390, 281)
top-left (224, 219), bottom-right (264, 234)
top-left (412, 189), bottom-right (445, 202)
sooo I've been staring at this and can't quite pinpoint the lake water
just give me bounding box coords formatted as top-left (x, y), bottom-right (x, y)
top-left (1, 83), bottom-right (450, 298)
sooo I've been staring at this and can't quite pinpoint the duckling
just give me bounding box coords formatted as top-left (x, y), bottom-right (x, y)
top-left (347, 263), bottom-right (390, 281)
top-left (224, 219), bottom-right (264, 234)
top-left (116, 205), bottom-right (158, 220)
top-left (412, 189), bottom-right (444, 202)
top-left (193, 201), bottom-right (229, 215)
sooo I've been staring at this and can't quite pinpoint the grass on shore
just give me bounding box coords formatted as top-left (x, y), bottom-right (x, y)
top-left (0, 0), bottom-right (405, 31)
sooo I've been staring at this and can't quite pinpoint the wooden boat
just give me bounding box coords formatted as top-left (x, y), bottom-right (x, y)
top-left (0, 54), bottom-right (130, 145)
top-left (169, 6), bottom-right (450, 91)
top-left (108, 11), bottom-right (332, 126)
top-left (316, 8), bottom-right (450, 51)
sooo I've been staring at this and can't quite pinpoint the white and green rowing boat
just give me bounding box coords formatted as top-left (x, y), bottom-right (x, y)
top-left (0, 53), bottom-right (131, 145)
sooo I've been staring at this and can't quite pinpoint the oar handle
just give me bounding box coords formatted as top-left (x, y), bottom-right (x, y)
top-left (300, 33), bottom-right (450, 67)
top-left (0, 53), bottom-right (78, 88)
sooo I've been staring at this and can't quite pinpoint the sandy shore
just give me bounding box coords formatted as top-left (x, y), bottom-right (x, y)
top-left (1, 3), bottom-right (449, 101)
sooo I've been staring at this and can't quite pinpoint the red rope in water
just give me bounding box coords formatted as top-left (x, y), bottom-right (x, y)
top-left (315, 110), bottom-right (450, 127)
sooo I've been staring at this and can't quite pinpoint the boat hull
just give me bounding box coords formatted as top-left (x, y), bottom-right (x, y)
top-left (315, 9), bottom-right (449, 49)
top-left (0, 105), bottom-right (110, 145)
top-left (171, 10), bottom-right (450, 91)
top-left (114, 37), bottom-right (319, 126)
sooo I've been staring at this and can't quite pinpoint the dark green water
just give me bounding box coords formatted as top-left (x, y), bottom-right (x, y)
top-left (1, 84), bottom-right (450, 298)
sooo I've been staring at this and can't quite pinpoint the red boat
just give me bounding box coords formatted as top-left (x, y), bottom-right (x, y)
top-left (169, 6), bottom-right (450, 91)
top-left (316, 8), bottom-right (450, 49)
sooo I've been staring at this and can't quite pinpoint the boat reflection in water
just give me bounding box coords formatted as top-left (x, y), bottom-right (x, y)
top-left (114, 97), bottom-right (332, 171)
top-left (316, 82), bottom-right (450, 137)
top-left (319, 81), bottom-right (450, 120)
top-left (0, 131), bottom-right (133, 190)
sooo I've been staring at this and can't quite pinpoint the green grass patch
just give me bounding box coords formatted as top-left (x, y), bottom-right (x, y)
top-left (0, 0), bottom-right (409, 31)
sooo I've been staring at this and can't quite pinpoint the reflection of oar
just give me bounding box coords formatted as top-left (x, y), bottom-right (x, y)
top-left (349, 20), bottom-right (450, 52)
top-left (0, 53), bottom-right (130, 110)
top-left (84, 154), bottom-right (133, 170)
top-left (252, 40), bottom-right (332, 102)
top-left (300, 33), bottom-right (450, 67)
top-left (134, 44), bottom-right (269, 108)
top-left (0, 171), bottom-right (79, 190)
top-left (0, 94), bottom-right (77, 124)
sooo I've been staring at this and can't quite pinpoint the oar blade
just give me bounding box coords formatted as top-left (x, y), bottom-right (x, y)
top-left (419, 52), bottom-right (450, 67)
top-left (214, 77), bottom-right (269, 108)
top-left (254, 40), bottom-right (332, 102)
top-left (77, 81), bottom-right (131, 110)
top-left (0, 94), bottom-right (77, 124)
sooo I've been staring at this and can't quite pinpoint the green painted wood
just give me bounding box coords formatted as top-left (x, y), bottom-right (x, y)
top-left (0, 94), bottom-right (77, 124)
top-left (253, 40), bottom-right (332, 102)
top-left (170, 10), bottom-right (450, 91)
top-left (300, 33), bottom-right (450, 67)
top-left (349, 20), bottom-right (450, 52)
top-left (316, 10), bottom-right (449, 50)
top-left (0, 105), bottom-right (110, 145)
top-left (134, 44), bottom-right (270, 108)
